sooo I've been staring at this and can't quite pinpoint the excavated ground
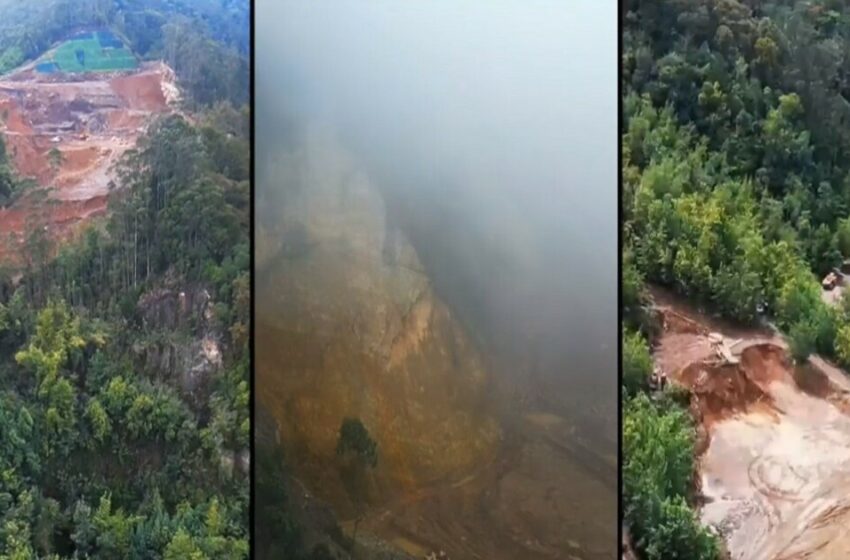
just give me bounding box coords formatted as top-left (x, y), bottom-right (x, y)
top-left (654, 288), bottom-right (850, 560)
top-left (0, 60), bottom-right (178, 263)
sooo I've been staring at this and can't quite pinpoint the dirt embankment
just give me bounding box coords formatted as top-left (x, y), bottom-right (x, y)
top-left (654, 289), bottom-right (850, 560)
top-left (0, 61), bottom-right (178, 264)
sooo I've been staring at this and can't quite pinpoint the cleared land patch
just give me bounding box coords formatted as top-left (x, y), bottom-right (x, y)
top-left (0, 60), bottom-right (178, 263)
top-left (36, 30), bottom-right (137, 74)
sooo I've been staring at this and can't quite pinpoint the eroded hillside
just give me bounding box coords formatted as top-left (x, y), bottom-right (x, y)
top-left (653, 290), bottom-right (850, 560)
top-left (257, 131), bottom-right (501, 500)
top-left (257, 131), bottom-right (616, 560)
top-left (0, 59), bottom-right (178, 261)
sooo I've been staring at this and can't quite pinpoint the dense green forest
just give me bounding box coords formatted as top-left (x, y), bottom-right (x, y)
top-left (0, 2), bottom-right (250, 556)
top-left (622, 0), bottom-right (850, 558)
top-left (0, 0), bottom-right (248, 106)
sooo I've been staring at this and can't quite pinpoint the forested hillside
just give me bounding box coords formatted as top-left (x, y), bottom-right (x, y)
top-left (622, 1), bottom-right (850, 558)
top-left (0, 107), bottom-right (250, 560)
top-left (0, 1), bottom-right (249, 557)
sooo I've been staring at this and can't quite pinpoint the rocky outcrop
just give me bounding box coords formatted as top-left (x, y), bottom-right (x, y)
top-left (134, 277), bottom-right (223, 399)
top-left (137, 284), bottom-right (214, 331)
top-left (257, 132), bottom-right (500, 506)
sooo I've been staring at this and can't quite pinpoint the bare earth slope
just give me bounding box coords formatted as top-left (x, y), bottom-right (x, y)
top-left (653, 289), bottom-right (850, 560)
top-left (0, 61), bottom-right (178, 262)
top-left (256, 131), bottom-right (501, 498)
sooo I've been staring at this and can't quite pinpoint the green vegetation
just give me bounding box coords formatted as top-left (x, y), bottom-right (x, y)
top-left (255, 433), bottom-right (302, 560)
top-left (622, 327), bottom-right (652, 396)
top-left (0, 2), bottom-right (250, 556)
top-left (39, 32), bottom-right (137, 73)
top-left (47, 147), bottom-right (63, 171)
top-left (624, 0), bottom-right (850, 364)
top-left (622, 1), bottom-right (850, 557)
top-left (336, 418), bottom-right (378, 469)
top-left (624, 392), bottom-right (720, 560)
top-left (0, 103), bottom-right (249, 557)
top-left (0, 0), bottom-right (247, 107)
top-left (789, 317), bottom-right (818, 362)
top-left (255, 408), bottom-right (355, 560)
top-left (0, 135), bottom-right (27, 207)
top-left (622, 317), bottom-right (720, 557)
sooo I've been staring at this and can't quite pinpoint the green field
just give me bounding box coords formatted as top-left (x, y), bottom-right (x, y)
top-left (37, 31), bottom-right (137, 73)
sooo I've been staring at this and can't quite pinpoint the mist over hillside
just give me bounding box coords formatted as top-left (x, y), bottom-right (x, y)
top-left (256, 2), bottom-right (617, 559)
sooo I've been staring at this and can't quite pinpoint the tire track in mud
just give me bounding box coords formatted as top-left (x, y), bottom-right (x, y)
top-left (768, 501), bottom-right (850, 560)
top-left (748, 455), bottom-right (806, 505)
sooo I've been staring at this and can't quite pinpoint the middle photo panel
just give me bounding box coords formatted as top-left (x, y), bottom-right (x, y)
top-left (254, 1), bottom-right (619, 559)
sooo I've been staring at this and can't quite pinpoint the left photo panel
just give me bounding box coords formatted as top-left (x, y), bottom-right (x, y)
top-left (0, 1), bottom-right (250, 558)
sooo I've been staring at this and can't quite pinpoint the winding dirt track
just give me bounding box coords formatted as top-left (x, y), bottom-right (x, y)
top-left (654, 290), bottom-right (850, 560)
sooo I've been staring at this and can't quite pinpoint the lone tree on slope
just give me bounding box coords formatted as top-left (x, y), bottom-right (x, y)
top-left (336, 417), bottom-right (378, 556)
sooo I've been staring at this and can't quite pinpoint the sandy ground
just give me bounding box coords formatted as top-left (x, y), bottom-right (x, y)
top-left (654, 288), bottom-right (850, 560)
top-left (0, 61), bottom-right (178, 263)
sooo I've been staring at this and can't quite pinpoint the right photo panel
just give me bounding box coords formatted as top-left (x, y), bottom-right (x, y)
top-left (622, 1), bottom-right (850, 559)
top-left (256, 1), bottom-right (618, 559)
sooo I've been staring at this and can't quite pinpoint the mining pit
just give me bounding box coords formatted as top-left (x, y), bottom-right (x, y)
top-left (0, 59), bottom-right (179, 263)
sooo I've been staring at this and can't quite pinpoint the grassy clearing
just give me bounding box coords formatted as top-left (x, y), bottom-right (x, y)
top-left (37, 30), bottom-right (137, 73)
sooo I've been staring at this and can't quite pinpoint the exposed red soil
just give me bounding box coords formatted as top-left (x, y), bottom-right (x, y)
top-left (5, 134), bottom-right (50, 182)
top-left (0, 97), bottom-right (33, 134)
top-left (655, 329), bottom-right (714, 379)
top-left (0, 61), bottom-right (178, 264)
top-left (655, 299), bottom-right (786, 429)
top-left (110, 71), bottom-right (168, 110)
top-left (678, 350), bottom-right (778, 429)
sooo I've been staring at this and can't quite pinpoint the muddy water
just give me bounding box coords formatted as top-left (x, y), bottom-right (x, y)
top-left (656, 289), bottom-right (850, 560)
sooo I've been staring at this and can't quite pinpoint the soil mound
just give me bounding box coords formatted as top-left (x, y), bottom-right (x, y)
top-left (681, 362), bottom-right (769, 427)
